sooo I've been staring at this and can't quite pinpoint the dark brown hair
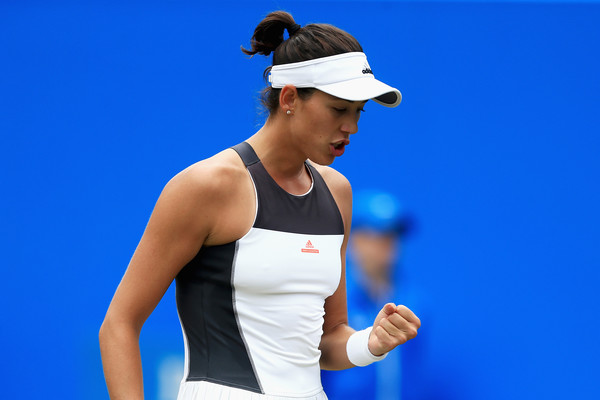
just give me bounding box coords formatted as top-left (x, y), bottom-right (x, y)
top-left (242, 11), bottom-right (363, 114)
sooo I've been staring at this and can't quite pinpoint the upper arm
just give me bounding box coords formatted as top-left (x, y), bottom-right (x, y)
top-left (103, 157), bottom-right (248, 330)
top-left (316, 165), bottom-right (353, 334)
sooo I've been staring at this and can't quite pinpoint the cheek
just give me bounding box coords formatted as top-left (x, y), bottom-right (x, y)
top-left (297, 103), bottom-right (339, 138)
top-left (309, 110), bottom-right (337, 131)
top-left (302, 114), bottom-right (327, 135)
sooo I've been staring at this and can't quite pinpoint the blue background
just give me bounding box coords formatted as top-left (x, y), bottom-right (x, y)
top-left (1, 1), bottom-right (599, 399)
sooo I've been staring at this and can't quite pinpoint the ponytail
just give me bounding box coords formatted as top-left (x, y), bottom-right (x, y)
top-left (243, 11), bottom-right (363, 114)
top-left (241, 11), bottom-right (299, 57)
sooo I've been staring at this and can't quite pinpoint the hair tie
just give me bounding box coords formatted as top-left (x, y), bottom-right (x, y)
top-left (287, 23), bottom-right (301, 36)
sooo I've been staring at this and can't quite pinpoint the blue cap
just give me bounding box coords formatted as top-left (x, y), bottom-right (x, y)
top-left (352, 190), bottom-right (413, 235)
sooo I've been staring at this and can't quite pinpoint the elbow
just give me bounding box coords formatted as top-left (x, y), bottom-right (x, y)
top-left (319, 357), bottom-right (336, 371)
top-left (98, 315), bottom-right (141, 353)
top-left (99, 317), bottom-right (113, 353)
top-left (319, 353), bottom-right (347, 371)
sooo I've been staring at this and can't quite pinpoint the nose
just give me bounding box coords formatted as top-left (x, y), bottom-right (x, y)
top-left (341, 116), bottom-right (359, 135)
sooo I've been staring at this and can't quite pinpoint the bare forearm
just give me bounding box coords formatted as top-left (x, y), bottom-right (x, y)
top-left (319, 323), bottom-right (355, 370)
top-left (99, 320), bottom-right (144, 400)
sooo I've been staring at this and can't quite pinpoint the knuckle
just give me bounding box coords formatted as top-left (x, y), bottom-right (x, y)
top-left (408, 326), bottom-right (418, 338)
top-left (385, 337), bottom-right (397, 348)
top-left (393, 336), bottom-right (407, 347)
top-left (385, 314), bottom-right (399, 326)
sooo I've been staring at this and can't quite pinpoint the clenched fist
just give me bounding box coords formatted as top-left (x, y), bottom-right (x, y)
top-left (368, 303), bottom-right (421, 356)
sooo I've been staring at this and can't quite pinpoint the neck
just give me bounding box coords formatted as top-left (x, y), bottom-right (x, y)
top-left (246, 117), bottom-right (311, 194)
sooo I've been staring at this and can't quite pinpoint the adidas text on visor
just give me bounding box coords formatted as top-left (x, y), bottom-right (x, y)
top-left (268, 52), bottom-right (401, 107)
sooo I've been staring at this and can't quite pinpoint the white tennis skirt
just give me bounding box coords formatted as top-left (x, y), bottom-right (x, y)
top-left (177, 381), bottom-right (328, 400)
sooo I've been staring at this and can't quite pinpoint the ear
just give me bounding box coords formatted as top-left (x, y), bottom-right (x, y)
top-left (279, 84), bottom-right (298, 114)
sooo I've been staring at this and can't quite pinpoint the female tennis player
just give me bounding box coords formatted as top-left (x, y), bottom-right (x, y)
top-left (100, 10), bottom-right (420, 400)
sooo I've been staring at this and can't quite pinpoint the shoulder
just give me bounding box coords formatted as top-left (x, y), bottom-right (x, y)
top-left (310, 163), bottom-right (352, 230)
top-left (165, 148), bottom-right (247, 200)
top-left (152, 147), bottom-right (253, 245)
top-left (311, 163), bottom-right (352, 202)
top-left (157, 149), bottom-right (253, 241)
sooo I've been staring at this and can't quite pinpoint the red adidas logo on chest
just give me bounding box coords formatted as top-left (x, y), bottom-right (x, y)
top-left (301, 240), bottom-right (320, 254)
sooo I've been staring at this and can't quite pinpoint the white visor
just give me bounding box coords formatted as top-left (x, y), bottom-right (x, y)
top-left (268, 52), bottom-right (401, 107)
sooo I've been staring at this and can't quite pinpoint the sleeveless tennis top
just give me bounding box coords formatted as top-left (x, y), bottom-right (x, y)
top-left (175, 142), bottom-right (345, 399)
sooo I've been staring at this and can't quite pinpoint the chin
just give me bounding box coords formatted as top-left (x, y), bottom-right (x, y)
top-left (309, 156), bottom-right (335, 166)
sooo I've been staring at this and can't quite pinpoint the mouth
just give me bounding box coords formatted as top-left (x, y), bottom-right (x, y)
top-left (330, 139), bottom-right (350, 157)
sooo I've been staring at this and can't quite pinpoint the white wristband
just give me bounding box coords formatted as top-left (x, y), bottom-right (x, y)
top-left (346, 327), bottom-right (388, 367)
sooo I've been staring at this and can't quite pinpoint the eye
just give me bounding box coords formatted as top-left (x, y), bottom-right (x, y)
top-left (332, 105), bottom-right (366, 114)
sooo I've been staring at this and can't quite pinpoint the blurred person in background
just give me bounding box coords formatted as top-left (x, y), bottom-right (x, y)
top-left (321, 189), bottom-right (414, 400)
